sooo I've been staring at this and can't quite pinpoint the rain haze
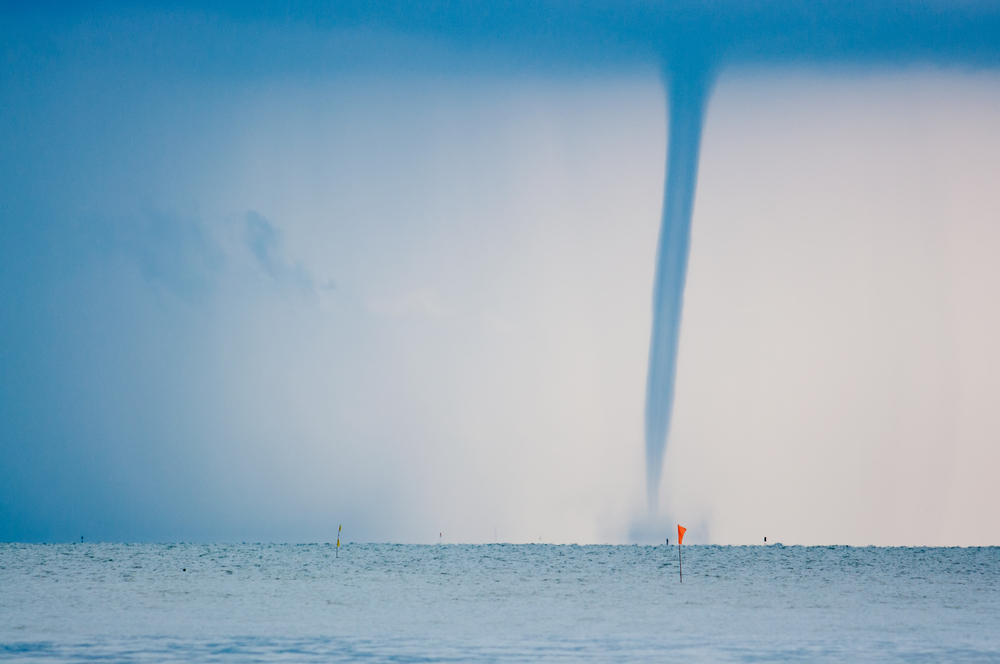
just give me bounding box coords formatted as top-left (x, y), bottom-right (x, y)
top-left (2, 1), bottom-right (1000, 547)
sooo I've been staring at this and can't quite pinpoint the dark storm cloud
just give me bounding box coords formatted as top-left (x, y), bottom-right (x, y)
top-left (2, 0), bottom-right (999, 542)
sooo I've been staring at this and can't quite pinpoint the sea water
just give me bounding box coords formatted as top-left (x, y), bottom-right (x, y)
top-left (1, 543), bottom-right (998, 662)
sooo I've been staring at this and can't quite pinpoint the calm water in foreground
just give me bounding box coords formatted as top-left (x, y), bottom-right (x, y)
top-left (1, 543), bottom-right (998, 662)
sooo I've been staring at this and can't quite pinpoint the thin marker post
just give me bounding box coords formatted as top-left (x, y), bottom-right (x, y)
top-left (336, 524), bottom-right (341, 558)
top-left (677, 524), bottom-right (687, 583)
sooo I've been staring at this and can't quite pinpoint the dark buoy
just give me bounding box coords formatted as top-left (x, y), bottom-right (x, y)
top-left (764, 537), bottom-right (767, 543)
top-left (666, 538), bottom-right (669, 545)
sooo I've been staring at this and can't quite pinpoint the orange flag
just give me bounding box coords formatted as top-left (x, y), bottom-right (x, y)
top-left (677, 525), bottom-right (687, 545)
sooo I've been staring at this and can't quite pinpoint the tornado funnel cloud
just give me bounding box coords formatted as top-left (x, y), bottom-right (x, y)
top-left (645, 61), bottom-right (711, 513)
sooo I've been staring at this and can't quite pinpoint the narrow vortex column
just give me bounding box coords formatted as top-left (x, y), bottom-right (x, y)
top-left (645, 60), bottom-right (711, 513)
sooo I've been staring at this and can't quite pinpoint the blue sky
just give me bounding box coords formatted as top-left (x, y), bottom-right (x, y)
top-left (2, 2), bottom-right (1000, 544)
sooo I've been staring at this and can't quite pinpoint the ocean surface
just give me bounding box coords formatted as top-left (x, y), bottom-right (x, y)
top-left (1, 543), bottom-right (998, 662)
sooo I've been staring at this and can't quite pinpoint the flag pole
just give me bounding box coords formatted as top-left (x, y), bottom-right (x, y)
top-left (677, 524), bottom-right (687, 583)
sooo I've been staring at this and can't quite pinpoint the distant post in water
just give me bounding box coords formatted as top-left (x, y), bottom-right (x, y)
top-left (677, 524), bottom-right (687, 583)
top-left (337, 524), bottom-right (341, 558)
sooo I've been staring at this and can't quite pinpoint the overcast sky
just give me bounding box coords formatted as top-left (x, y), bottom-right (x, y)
top-left (2, 4), bottom-right (999, 545)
